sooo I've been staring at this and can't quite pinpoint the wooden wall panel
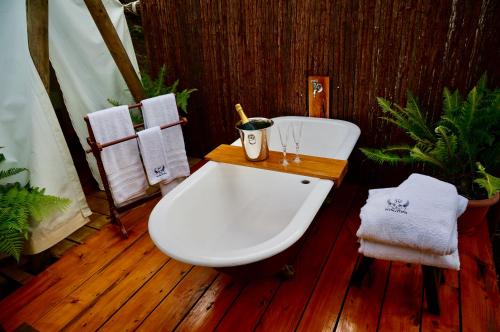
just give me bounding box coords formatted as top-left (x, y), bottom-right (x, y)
top-left (141, 0), bottom-right (499, 183)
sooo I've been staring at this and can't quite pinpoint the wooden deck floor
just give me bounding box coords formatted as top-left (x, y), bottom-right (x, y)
top-left (0, 183), bottom-right (499, 332)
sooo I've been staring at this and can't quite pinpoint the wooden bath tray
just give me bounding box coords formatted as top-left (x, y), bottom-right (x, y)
top-left (205, 144), bottom-right (348, 187)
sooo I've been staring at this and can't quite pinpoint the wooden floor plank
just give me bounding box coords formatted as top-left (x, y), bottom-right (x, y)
top-left (101, 259), bottom-right (192, 332)
top-left (0, 265), bottom-right (34, 286)
top-left (176, 274), bottom-right (244, 332)
top-left (1, 183), bottom-right (498, 332)
top-left (0, 200), bottom-right (154, 331)
top-left (88, 190), bottom-right (107, 200)
top-left (0, 269), bottom-right (61, 323)
top-left (137, 266), bottom-right (218, 332)
top-left (85, 195), bottom-right (110, 216)
top-left (336, 259), bottom-right (391, 331)
top-left (459, 223), bottom-right (500, 332)
top-left (421, 269), bottom-right (459, 332)
top-left (86, 213), bottom-right (110, 230)
top-left (377, 262), bottom-right (423, 332)
top-left (216, 185), bottom-right (359, 332)
top-left (32, 234), bottom-right (162, 331)
top-left (0, 228), bottom-right (131, 330)
top-left (50, 239), bottom-right (78, 258)
top-left (296, 192), bottom-right (366, 332)
top-left (215, 277), bottom-right (281, 332)
top-left (67, 226), bottom-right (98, 244)
top-left (63, 246), bottom-right (169, 331)
top-left (255, 185), bottom-right (359, 332)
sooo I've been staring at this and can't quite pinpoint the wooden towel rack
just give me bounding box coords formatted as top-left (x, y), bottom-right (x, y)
top-left (84, 103), bottom-right (187, 237)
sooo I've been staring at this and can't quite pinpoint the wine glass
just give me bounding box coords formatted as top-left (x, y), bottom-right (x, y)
top-left (277, 123), bottom-right (290, 166)
top-left (292, 121), bottom-right (303, 163)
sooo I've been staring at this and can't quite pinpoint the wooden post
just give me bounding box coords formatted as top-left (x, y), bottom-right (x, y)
top-left (83, 0), bottom-right (145, 102)
top-left (27, 0), bottom-right (49, 91)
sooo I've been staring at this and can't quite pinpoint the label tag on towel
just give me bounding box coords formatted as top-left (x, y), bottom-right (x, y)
top-left (154, 165), bottom-right (168, 178)
top-left (385, 198), bottom-right (409, 214)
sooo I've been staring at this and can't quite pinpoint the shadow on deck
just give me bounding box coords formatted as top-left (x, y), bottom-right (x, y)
top-left (0, 182), bottom-right (499, 331)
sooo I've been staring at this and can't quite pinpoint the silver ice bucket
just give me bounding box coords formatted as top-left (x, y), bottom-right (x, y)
top-left (236, 117), bottom-right (274, 161)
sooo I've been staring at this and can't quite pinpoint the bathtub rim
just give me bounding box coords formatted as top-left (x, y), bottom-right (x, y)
top-left (232, 115), bottom-right (361, 160)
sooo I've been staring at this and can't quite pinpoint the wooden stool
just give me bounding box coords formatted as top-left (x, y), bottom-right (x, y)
top-left (352, 256), bottom-right (441, 315)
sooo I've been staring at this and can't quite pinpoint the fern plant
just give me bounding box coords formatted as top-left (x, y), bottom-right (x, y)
top-left (0, 152), bottom-right (70, 261)
top-left (360, 75), bottom-right (500, 199)
top-left (108, 65), bottom-right (196, 124)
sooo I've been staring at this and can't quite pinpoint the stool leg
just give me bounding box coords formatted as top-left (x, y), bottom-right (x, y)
top-left (352, 256), bottom-right (374, 285)
top-left (422, 265), bottom-right (440, 315)
top-left (438, 269), bottom-right (445, 284)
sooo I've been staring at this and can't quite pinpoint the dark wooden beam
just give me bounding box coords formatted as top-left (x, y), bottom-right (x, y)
top-left (83, 0), bottom-right (145, 102)
top-left (27, 0), bottom-right (49, 91)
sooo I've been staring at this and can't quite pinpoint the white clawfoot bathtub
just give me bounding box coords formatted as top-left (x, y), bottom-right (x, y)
top-left (149, 116), bottom-right (360, 267)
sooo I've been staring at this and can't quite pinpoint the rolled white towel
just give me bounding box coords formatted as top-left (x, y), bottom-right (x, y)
top-left (359, 239), bottom-right (460, 270)
top-left (357, 175), bottom-right (468, 255)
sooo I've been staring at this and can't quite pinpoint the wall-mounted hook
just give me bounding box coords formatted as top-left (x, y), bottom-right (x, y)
top-left (312, 80), bottom-right (323, 98)
top-left (308, 76), bottom-right (330, 118)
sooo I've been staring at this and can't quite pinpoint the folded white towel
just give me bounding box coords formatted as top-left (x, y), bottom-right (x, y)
top-left (141, 94), bottom-right (190, 194)
top-left (88, 106), bottom-right (148, 205)
top-left (357, 174), bottom-right (468, 255)
top-left (137, 127), bottom-right (170, 185)
top-left (359, 239), bottom-right (460, 270)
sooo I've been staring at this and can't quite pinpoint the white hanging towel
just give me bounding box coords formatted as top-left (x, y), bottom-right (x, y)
top-left (88, 106), bottom-right (148, 205)
top-left (357, 175), bottom-right (468, 256)
top-left (358, 239), bottom-right (460, 270)
top-left (137, 127), bottom-right (171, 185)
top-left (141, 94), bottom-right (190, 194)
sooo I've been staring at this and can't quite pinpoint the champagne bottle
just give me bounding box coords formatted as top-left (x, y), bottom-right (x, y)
top-left (235, 104), bottom-right (256, 130)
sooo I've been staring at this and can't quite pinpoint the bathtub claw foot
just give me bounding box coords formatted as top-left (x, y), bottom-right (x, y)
top-left (279, 264), bottom-right (295, 279)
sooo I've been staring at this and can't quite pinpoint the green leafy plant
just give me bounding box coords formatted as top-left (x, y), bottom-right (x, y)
top-left (360, 75), bottom-right (500, 199)
top-left (0, 152), bottom-right (70, 261)
top-left (108, 65), bottom-right (196, 124)
top-left (474, 162), bottom-right (500, 198)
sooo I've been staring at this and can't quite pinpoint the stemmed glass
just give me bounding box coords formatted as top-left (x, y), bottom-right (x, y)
top-left (292, 121), bottom-right (303, 163)
top-left (277, 124), bottom-right (290, 166)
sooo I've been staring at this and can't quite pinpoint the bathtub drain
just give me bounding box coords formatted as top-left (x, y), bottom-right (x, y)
top-left (301, 179), bottom-right (310, 184)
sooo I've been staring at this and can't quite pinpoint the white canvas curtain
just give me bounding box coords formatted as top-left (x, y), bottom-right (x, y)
top-left (49, 0), bottom-right (140, 188)
top-left (0, 0), bottom-right (140, 253)
top-left (0, 1), bottom-right (91, 254)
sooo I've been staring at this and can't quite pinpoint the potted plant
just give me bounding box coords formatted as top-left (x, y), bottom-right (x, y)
top-left (360, 75), bottom-right (499, 231)
top-left (0, 152), bottom-right (70, 261)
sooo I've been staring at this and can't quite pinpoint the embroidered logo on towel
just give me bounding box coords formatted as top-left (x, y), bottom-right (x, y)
top-left (154, 165), bottom-right (167, 177)
top-left (385, 198), bottom-right (409, 214)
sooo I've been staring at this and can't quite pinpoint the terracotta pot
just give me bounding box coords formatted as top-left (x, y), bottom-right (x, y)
top-left (458, 192), bottom-right (499, 233)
